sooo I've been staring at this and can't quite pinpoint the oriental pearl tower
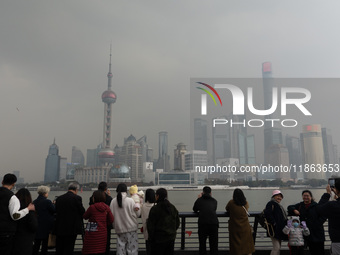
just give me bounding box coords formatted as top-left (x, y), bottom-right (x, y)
top-left (98, 47), bottom-right (117, 165)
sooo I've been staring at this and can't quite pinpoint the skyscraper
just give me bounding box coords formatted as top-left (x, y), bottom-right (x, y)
top-left (174, 143), bottom-right (187, 170)
top-left (157, 131), bottom-right (170, 171)
top-left (300, 124), bottom-right (325, 179)
top-left (322, 128), bottom-right (337, 178)
top-left (262, 62), bottom-right (283, 163)
top-left (119, 135), bottom-right (143, 182)
top-left (44, 139), bottom-right (60, 183)
top-left (98, 47), bottom-right (116, 165)
top-left (285, 135), bottom-right (302, 180)
top-left (71, 146), bottom-right (85, 165)
top-left (194, 118), bottom-right (208, 151)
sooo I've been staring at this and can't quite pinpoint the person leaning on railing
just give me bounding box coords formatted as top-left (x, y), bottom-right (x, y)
top-left (147, 188), bottom-right (180, 255)
top-left (316, 180), bottom-right (340, 255)
top-left (193, 186), bottom-right (219, 255)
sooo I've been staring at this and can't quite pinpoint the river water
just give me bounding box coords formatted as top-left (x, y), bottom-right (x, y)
top-left (46, 187), bottom-right (328, 212)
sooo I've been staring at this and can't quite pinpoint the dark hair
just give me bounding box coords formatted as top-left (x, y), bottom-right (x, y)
top-left (145, 189), bottom-right (155, 203)
top-left (116, 183), bottom-right (127, 208)
top-left (233, 188), bottom-right (247, 206)
top-left (301, 190), bottom-right (314, 201)
top-left (156, 188), bottom-right (172, 214)
top-left (203, 186), bottom-right (211, 194)
top-left (15, 188), bottom-right (32, 210)
top-left (2, 174), bottom-right (17, 185)
top-left (98, 182), bottom-right (108, 191)
top-left (92, 190), bottom-right (106, 203)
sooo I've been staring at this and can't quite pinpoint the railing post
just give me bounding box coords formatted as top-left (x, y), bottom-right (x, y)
top-left (252, 214), bottom-right (259, 244)
top-left (181, 216), bottom-right (186, 250)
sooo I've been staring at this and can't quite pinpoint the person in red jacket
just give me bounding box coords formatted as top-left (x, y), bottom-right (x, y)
top-left (82, 190), bottom-right (114, 255)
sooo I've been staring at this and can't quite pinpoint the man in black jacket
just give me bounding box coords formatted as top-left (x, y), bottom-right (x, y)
top-left (55, 182), bottom-right (85, 255)
top-left (0, 173), bottom-right (35, 255)
top-left (193, 186), bottom-right (219, 255)
top-left (317, 179), bottom-right (340, 255)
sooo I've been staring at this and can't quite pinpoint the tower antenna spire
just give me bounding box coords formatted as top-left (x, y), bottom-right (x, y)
top-left (107, 44), bottom-right (113, 89)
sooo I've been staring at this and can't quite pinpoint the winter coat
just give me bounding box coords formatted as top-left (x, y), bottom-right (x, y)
top-left (141, 202), bottom-right (154, 240)
top-left (287, 200), bottom-right (326, 243)
top-left (193, 194), bottom-right (219, 226)
top-left (110, 192), bottom-right (140, 234)
top-left (264, 200), bottom-right (288, 240)
top-left (82, 202), bottom-right (114, 255)
top-left (226, 200), bottom-right (255, 255)
top-left (11, 211), bottom-right (38, 255)
top-left (33, 195), bottom-right (55, 239)
top-left (55, 191), bottom-right (85, 236)
top-left (147, 200), bottom-right (180, 244)
top-left (316, 193), bottom-right (340, 242)
top-left (282, 216), bottom-right (310, 247)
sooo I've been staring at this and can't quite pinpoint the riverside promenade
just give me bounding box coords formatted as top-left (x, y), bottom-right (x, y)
top-left (51, 211), bottom-right (331, 254)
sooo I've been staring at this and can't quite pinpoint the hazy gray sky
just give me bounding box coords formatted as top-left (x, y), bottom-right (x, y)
top-left (1, 1), bottom-right (340, 182)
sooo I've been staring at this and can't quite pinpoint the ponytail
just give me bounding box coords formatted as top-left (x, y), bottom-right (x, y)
top-left (116, 183), bottom-right (127, 208)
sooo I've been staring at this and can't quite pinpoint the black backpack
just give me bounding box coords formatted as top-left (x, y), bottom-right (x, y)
top-left (257, 205), bottom-right (274, 237)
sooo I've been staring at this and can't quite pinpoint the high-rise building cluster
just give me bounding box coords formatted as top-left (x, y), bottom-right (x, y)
top-left (43, 59), bottom-right (338, 185)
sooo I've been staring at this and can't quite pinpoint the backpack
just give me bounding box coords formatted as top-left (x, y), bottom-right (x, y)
top-left (257, 205), bottom-right (275, 237)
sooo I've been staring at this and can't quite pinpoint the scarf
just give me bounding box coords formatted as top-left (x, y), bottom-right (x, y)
top-left (271, 197), bottom-right (288, 220)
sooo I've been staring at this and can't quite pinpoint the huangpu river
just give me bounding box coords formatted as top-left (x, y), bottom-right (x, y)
top-left (46, 187), bottom-right (328, 212)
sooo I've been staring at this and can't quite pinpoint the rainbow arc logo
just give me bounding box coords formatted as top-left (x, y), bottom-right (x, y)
top-left (196, 82), bottom-right (222, 115)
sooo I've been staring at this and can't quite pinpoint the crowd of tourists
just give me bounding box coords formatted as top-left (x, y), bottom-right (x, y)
top-left (1, 172), bottom-right (340, 255)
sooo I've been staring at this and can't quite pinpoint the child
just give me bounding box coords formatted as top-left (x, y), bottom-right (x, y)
top-left (283, 216), bottom-right (310, 255)
top-left (129, 184), bottom-right (144, 211)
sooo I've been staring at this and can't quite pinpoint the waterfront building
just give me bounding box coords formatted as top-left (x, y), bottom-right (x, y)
top-left (212, 115), bottom-right (256, 171)
top-left (194, 118), bottom-right (208, 151)
top-left (86, 144), bottom-right (101, 167)
top-left (300, 124), bottom-right (325, 179)
top-left (262, 62), bottom-right (283, 164)
top-left (59, 157), bottom-right (67, 181)
top-left (119, 135), bottom-right (143, 182)
top-left (265, 144), bottom-right (290, 181)
top-left (185, 150), bottom-right (208, 184)
top-left (174, 143), bottom-right (187, 170)
top-left (71, 146), bottom-right (85, 166)
top-left (157, 171), bottom-right (191, 185)
top-left (322, 128), bottom-right (338, 178)
top-left (75, 166), bottom-right (111, 184)
top-left (285, 135), bottom-right (302, 180)
top-left (156, 131), bottom-right (170, 172)
top-left (44, 139), bottom-right (60, 183)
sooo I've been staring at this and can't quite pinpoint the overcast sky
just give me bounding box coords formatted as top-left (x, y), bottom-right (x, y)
top-left (1, 1), bottom-right (340, 182)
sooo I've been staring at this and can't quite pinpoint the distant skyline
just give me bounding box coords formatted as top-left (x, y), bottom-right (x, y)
top-left (2, 1), bottom-right (340, 182)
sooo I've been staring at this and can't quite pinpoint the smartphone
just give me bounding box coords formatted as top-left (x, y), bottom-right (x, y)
top-left (328, 178), bottom-right (340, 188)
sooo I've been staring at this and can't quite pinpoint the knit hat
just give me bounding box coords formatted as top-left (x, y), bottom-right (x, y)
top-left (272, 189), bottom-right (283, 198)
top-left (129, 185), bottom-right (138, 195)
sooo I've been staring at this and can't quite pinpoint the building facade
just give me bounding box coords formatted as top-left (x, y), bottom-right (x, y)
top-left (44, 139), bottom-right (60, 183)
top-left (300, 124), bottom-right (325, 179)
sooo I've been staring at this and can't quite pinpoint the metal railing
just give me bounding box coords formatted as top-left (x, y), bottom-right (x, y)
top-left (68, 212), bottom-right (331, 252)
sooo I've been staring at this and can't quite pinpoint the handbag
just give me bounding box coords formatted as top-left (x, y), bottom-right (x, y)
top-left (242, 206), bottom-right (254, 233)
top-left (47, 233), bottom-right (56, 249)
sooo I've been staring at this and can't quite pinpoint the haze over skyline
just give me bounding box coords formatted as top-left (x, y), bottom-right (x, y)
top-left (1, 1), bottom-right (340, 182)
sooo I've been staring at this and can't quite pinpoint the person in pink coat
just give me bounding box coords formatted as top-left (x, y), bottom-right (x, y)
top-left (82, 190), bottom-right (114, 255)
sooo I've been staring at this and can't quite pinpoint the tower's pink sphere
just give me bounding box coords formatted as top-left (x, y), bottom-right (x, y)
top-left (102, 90), bottom-right (116, 104)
